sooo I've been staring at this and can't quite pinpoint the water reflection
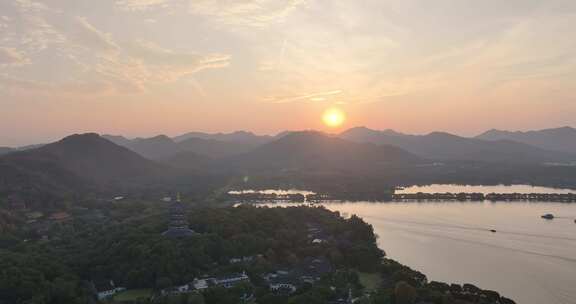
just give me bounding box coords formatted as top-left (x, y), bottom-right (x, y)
top-left (251, 196), bottom-right (576, 304)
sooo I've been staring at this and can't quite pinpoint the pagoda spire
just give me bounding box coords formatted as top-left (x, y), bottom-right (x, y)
top-left (162, 193), bottom-right (195, 237)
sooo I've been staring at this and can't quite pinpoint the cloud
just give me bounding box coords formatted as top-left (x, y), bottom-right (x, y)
top-left (0, 1), bottom-right (231, 95)
top-left (188, 0), bottom-right (307, 27)
top-left (265, 90), bottom-right (343, 104)
top-left (89, 40), bottom-right (230, 92)
top-left (62, 17), bottom-right (120, 53)
top-left (115, 0), bottom-right (173, 11)
top-left (0, 73), bottom-right (111, 95)
top-left (116, 0), bottom-right (306, 27)
top-left (127, 40), bottom-right (229, 69)
top-left (0, 47), bottom-right (29, 66)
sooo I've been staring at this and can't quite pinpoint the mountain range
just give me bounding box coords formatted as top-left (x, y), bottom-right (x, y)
top-left (225, 131), bottom-right (421, 172)
top-left (476, 126), bottom-right (576, 153)
top-left (102, 133), bottom-right (264, 160)
top-left (340, 127), bottom-right (576, 164)
top-left (5, 126), bottom-right (576, 165)
top-left (172, 130), bottom-right (274, 145)
top-left (0, 134), bottom-right (169, 204)
top-left (4, 133), bottom-right (166, 178)
top-left (0, 147), bottom-right (12, 156)
top-left (2, 127), bottom-right (576, 207)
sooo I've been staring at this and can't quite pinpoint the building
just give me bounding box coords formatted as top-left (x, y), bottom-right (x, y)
top-left (215, 272), bottom-right (250, 288)
top-left (192, 278), bottom-right (216, 290)
top-left (160, 272), bottom-right (251, 297)
top-left (267, 275), bottom-right (298, 294)
top-left (93, 280), bottom-right (125, 300)
top-left (162, 194), bottom-right (196, 237)
top-left (263, 257), bottom-right (333, 294)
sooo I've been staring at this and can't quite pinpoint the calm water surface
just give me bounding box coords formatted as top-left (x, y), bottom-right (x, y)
top-left (398, 184), bottom-right (576, 194)
top-left (252, 186), bottom-right (576, 304)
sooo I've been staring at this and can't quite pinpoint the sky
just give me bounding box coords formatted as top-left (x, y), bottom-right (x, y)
top-left (1, 0), bottom-right (575, 146)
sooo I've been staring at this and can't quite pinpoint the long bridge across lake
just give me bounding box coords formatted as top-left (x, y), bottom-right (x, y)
top-left (392, 192), bottom-right (576, 202)
top-left (229, 191), bottom-right (576, 203)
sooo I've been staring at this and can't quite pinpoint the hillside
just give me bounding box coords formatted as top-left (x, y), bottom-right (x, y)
top-left (173, 130), bottom-right (273, 145)
top-left (341, 127), bottom-right (576, 164)
top-left (127, 135), bottom-right (180, 159)
top-left (159, 151), bottom-right (213, 171)
top-left (0, 134), bottom-right (169, 200)
top-left (0, 147), bottom-right (13, 156)
top-left (103, 134), bottom-right (260, 160)
top-left (228, 131), bottom-right (421, 172)
top-left (476, 126), bottom-right (576, 153)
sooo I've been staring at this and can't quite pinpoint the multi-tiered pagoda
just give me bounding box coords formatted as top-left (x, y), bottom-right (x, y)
top-left (162, 194), bottom-right (195, 237)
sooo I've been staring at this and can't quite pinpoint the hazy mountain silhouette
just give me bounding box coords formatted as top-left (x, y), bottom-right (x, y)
top-left (177, 137), bottom-right (258, 158)
top-left (127, 135), bottom-right (180, 159)
top-left (173, 130), bottom-right (273, 145)
top-left (0, 144), bottom-right (47, 156)
top-left (0, 133), bottom-right (167, 185)
top-left (104, 133), bottom-right (260, 160)
top-left (228, 131), bottom-right (421, 171)
top-left (476, 126), bottom-right (576, 153)
top-left (159, 151), bottom-right (212, 170)
top-left (102, 134), bottom-right (133, 147)
top-left (0, 147), bottom-right (13, 156)
top-left (341, 127), bottom-right (576, 164)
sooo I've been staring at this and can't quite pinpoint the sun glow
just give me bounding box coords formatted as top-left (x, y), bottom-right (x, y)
top-left (322, 108), bottom-right (346, 128)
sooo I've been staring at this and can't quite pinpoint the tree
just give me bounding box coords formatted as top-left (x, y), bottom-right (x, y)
top-left (156, 277), bottom-right (173, 290)
top-left (394, 281), bottom-right (416, 304)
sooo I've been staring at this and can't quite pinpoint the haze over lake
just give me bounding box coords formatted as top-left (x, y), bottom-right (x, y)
top-left (254, 185), bottom-right (576, 304)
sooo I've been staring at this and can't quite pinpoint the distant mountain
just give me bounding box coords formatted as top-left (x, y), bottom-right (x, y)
top-left (341, 127), bottom-right (576, 164)
top-left (476, 126), bottom-right (576, 153)
top-left (0, 144), bottom-right (46, 156)
top-left (177, 137), bottom-right (258, 158)
top-left (159, 151), bottom-right (212, 171)
top-left (102, 134), bottom-right (133, 147)
top-left (104, 133), bottom-right (261, 160)
top-left (0, 147), bottom-right (13, 156)
top-left (127, 135), bottom-right (180, 159)
top-left (229, 131), bottom-right (421, 171)
top-left (8, 134), bottom-right (166, 181)
top-left (173, 131), bottom-right (273, 145)
top-left (0, 133), bottom-right (167, 190)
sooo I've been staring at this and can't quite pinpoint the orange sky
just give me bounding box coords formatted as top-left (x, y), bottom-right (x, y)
top-left (1, 0), bottom-right (575, 146)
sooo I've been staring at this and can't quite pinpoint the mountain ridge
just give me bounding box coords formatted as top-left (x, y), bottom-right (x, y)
top-left (340, 127), bottom-right (576, 164)
top-left (226, 131), bottom-right (422, 172)
top-left (476, 126), bottom-right (576, 153)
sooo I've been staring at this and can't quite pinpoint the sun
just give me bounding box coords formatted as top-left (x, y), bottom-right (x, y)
top-left (322, 108), bottom-right (346, 128)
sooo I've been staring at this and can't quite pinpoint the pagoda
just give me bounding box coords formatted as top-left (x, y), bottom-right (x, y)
top-left (162, 194), bottom-right (196, 237)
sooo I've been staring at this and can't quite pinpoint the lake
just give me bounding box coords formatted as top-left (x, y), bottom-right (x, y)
top-left (246, 185), bottom-right (576, 304)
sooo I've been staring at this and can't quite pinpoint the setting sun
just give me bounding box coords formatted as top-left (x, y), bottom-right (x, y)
top-left (322, 108), bottom-right (346, 128)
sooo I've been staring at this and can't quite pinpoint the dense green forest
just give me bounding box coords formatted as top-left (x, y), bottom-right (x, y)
top-left (0, 203), bottom-right (515, 304)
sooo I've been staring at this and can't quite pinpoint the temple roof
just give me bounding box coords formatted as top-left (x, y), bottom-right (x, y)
top-left (162, 227), bottom-right (196, 237)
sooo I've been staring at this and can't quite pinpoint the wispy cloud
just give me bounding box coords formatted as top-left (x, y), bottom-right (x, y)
top-left (265, 90), bottom-right (343, 104)
top-left (0, 47), bottom-right (29, 66)
top-left (0, 73), bottom-right (111, 95)
top-left (0, 0), bottom-right (231, 95)
top-left (115, 0), bottom-right (173, 11)
top-left (64, 17), bottom-right (120, 53)
top-left (188, 0), bottom-right (306, 27)
top-left (94, 40), bottom-right (231, 92)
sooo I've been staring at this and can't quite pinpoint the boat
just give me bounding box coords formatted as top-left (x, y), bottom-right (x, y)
top-left (541, 214), bottom-right (554, 220)
top-left (490, 229), bottom-right (497, 233)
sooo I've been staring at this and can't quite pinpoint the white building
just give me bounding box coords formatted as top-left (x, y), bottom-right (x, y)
top-left (94, 280), bottom-right (125, 300)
